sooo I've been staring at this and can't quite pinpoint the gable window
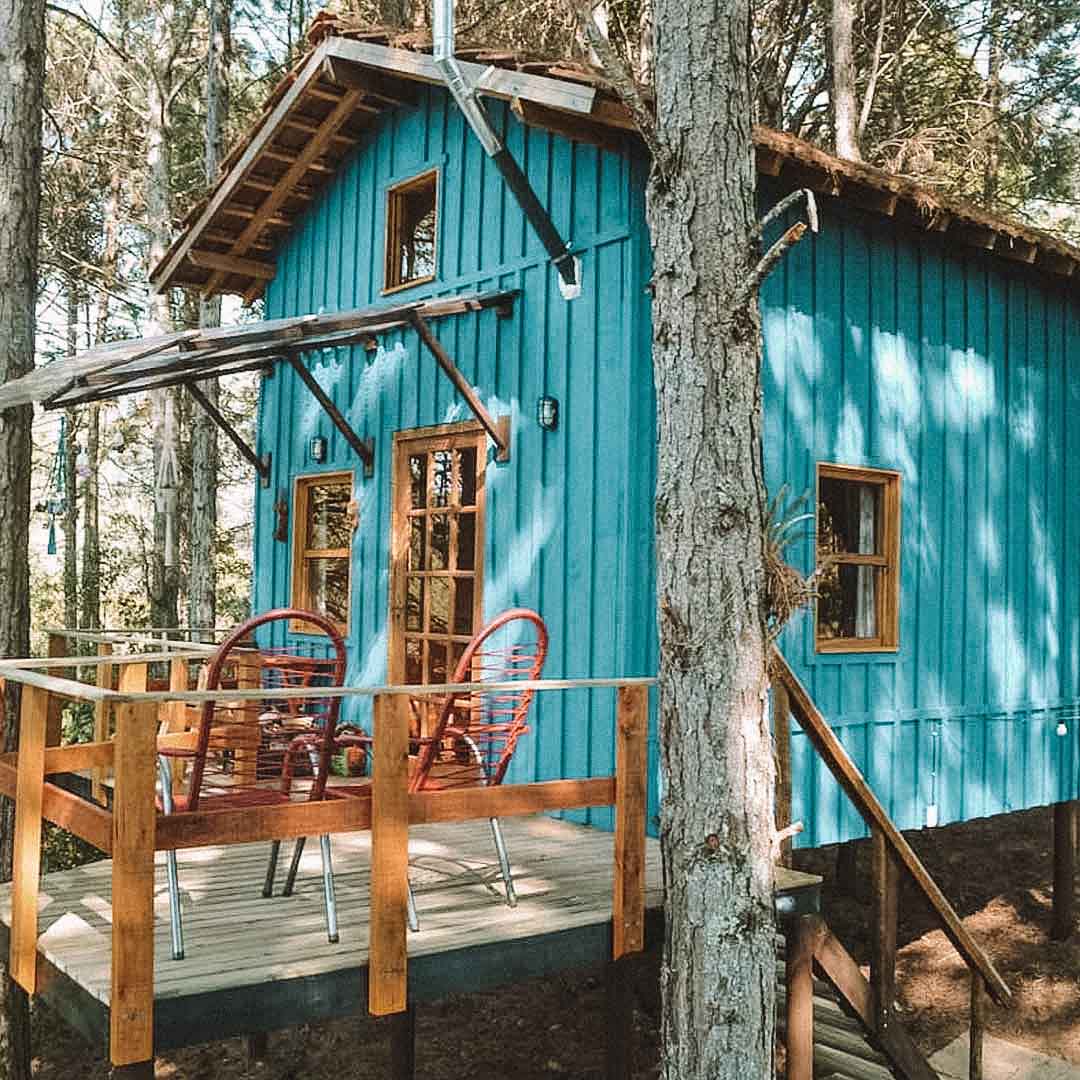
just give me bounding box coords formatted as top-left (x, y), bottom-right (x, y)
top-left (815, 463), bottom-right (900, 652)
top-left (291, 472), bottom-right (353, 632)
top-left (384, 169), bottom-right (438, 293)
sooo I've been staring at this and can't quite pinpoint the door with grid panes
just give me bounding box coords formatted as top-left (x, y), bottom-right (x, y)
top-left (390, 424), bottom-right (485, 735)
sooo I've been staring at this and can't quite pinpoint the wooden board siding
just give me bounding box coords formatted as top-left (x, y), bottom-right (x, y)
top-left (760, 179), bottom-right (1080, 846)
top-left (251, 87), bottom-right (656, 835)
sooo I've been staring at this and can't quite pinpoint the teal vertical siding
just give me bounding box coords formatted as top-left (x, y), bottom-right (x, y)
top-left (761, 182), bottom-right (1080, 845)
top-left (254, 87), bottom-right (657, 832)
top-left (253, 84), bottom-right (1080, 849)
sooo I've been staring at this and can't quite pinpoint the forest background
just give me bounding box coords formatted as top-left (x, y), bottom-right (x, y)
top-left (33, 0), bottom-right (1080, 648)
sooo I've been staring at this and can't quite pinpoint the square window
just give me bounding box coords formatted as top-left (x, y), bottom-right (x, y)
top-left (384, 169), bottom-right (437, 292)
top-left (815, 464), bottom-right (900, 652)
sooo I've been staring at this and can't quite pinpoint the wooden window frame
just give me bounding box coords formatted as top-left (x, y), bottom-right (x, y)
top-left (814, 462), bottom-right (901, 654)
top-left (383, 168), bottom-right (439, 295)
top-left (290, 471), bottom-right (354, 635)
top-left (388, 422), bottom-right (486, 692)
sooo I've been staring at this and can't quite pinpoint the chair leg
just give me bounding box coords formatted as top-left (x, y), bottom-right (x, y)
top-left (407, 878), bottom-right (419, 933)
top-left (262, 839), bottom-right (282, 898)
top-left (489, 817), bottom-right (517, 908)
top-left (319, 834), bottom-right (339, 944)
top-left (282, 835), bottom-right (307, 896)
top-left (158, 756), bottom-right (185, 960)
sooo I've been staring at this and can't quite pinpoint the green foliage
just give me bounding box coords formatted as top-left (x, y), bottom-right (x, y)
top-left (42, 823), bottom-right (105, 874)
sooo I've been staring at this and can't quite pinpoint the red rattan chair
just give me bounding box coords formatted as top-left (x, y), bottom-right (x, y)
top-left (157, 608), bottom-right (347, 959)
top-left (279, 608), bottom-right (549, 929)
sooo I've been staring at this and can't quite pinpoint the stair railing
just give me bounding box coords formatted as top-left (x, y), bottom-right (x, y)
top-left (771, 648), bottom-right (1010, 1080)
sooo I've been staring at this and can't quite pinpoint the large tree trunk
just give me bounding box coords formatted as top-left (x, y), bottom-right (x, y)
top-left (648, 1), bottom-right (776, 1076)
top-left (146, 2), bottom-right (179, 631)
top-left (0, 0), bottom-right (45, 1073)
top-left (63, 281), bottom-right (79, 634)
top-left (982, 0), bottom-right (1002, 206)
top-left (190, 0), bottom-right (229, 643)
top-left (831, 0), bottom-right (861, 159)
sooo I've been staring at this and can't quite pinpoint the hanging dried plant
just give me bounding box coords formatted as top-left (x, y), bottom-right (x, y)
top-left (763, 483), bottom-right (820, 641)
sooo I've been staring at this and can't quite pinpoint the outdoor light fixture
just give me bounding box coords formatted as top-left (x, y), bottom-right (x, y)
top-left (310, 435), bottom-right (327, 463)
top-left (537, 395), bottom-right (559, 431)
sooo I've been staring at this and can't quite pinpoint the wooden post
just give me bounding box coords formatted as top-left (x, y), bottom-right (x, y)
top-left (784, 915), bottom-right (816, 1080)
top-left (233, 651), bottom-right (260, 786)
top-left (245, 1032), bottom-right (269, 1064)
top-left (1052, 800), bottom-right (1076, 941)
top-left (369, 692), bottom-right (410, 1016)
top-left (46, 631), bottom-right (68, 746)
top-left (969, 973), bottom-right (986, 1080)
top-left (870, 827), bottom-right (899, 1033)
top-left (9, 685), bottom-right (49, 992)
top-left (613, 685), bottom-right (648, 958)
top-left (605, 956), bottom-right (633, 1080)
top-left (163, 657), bottom-right (190, 794)
top-left (92, 642), bottom-right (114, 803)
top-left (388, 1002), bottom-right (416, 1079)
top-left (110, 696), bottom-right (157, 1069)
top-left (773, 682), bottom-right (794, 868)
top-left (834, 838), bottom-right (862, 898)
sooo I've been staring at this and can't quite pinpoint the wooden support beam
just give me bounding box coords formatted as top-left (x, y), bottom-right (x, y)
top-left (871, 827), bottom-right (899, 1032)
top-left (259, 149), bottom-right (334, 173)
top-left (605, 957), bottom-right (633, 1080)
top-left (46, 631), bottom-right (67, 745)
top-left (969, 974), bottom-right (986, 1080)
top-left (9, 685), bottom-right (48, 992)
top-left (755, 147), bottom-right (784, 176)
top-left (189, 250), bottom-right (277, 281)
top-left (286, 353), bottom-right (373, 476)
top-left (186, 380), bottom-right (271, 484)
top-left (203, 87), bottom-right (365, 295)
top-left (613, 685), bottom-right (647, 959)
top-left (320, 58), bottom-right (419, 108)
top-left (773, 683), bottom-right (793, 868)
top-left (369, 693), bottom-right (411, 1017)
top-left (410, 313), bottom-right (511, 462)
top-left (93, 642), bottom-right (113, 803)
top-left (1052, 800), bottom-right (1077, 941)
top-left (0, 761), bottom-right (112, 851)
top-left (511, 98), bottom-right (628, 155)
top-left (110, 698), bottom-right (158, 1067)
top-left (784, 915), bottom-right (816, 1080)
top-left (388, 1002), bottom-right (416, 1079)
top-left (218, 203), bottom-right (293, 227)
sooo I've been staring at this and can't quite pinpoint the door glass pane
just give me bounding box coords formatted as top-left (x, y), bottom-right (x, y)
top-left (456, 446), bottom-right (477, 507)
top-left (405, 638), bottom-right (423, 683)
top-left (457, 512), bottom-right (476, 571)
top-left (409, 517), bottom-right (425, 571)
top-left (454, 577), bottom-right (474, 636)
top-left (306, 482), bottom-right (351, 549)
top-left (430, 514), bottom-right (450, 570)
top-left (429, 640), bottom-right (448, 684)
top-left (429, 577), bottom-right (450, 634)
top-left (409, 454), bottom-right (427, 509)
top-left (819, 478), bottom-right (879, 555)
top-left (304, 557), bottom-right (349, 625)
top-left (406, 576), bottom-right (424, 632)
top-left (817, 564), bottom-right (878, 640)
top-left (431, 449), bottom-right (452, 507)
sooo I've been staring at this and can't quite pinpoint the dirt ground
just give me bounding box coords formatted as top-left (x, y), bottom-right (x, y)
top-left (29, 804), bottom-right (1080, 1077)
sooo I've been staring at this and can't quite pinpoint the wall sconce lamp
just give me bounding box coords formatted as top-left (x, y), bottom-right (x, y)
top-left (310, 435), bottom-right (328, 463)
top-left (537, 395), bottom-right (559, 431)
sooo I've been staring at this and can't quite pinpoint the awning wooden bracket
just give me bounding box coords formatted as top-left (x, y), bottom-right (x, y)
top-left (409, 311), bottom-right (511, 462)
top-left (186, 381), bottom-right (272, 487)
top-left (286, 353), bottom-right (375, 478)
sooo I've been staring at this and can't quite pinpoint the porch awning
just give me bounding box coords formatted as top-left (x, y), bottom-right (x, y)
top-left (0, 290), bottom-right (514, 411)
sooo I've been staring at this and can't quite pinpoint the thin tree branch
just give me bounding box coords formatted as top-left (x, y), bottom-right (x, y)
top-left (45, 3), bottom-right (133, 64)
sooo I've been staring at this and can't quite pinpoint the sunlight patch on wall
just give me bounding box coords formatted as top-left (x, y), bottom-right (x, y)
top-left (987, 600), bottom-right (1026, 707)
top-left (349, 340), bottom-right (407, 418)
top-left (946, 349), bottom-right (995, 427)
top-left (833, 397), bottom-right (866, 462)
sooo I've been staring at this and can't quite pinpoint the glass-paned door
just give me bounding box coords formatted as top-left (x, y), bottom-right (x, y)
top-left (390, 424), bottom-right (486, 732)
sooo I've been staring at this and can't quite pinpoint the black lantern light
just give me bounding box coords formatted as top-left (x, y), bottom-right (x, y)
top-left (537, 395), bottom-right (559, 431)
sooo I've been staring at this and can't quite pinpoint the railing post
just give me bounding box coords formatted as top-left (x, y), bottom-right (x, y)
top-left (9, 685), bottom-right (49, 992)
top-left (92, 642), bottom-right (114, 803)
top-left (369, 692), bottom-right (410, 1016)
top-left (1052, 800), bottom-right (1076, 941)
top-left (162, 657), bottom-right (190, 794)
top-left (773, 682), bottom-right (794, 868)
top-left (969, 973), bottom-right (986, 1080)
top-left (785, 914), bottom-right (817, 1080)
top-left (46, 631), bottom-right (67, 746)
top-left (110, 696), bottom-right (158, 1072)
top-left (871, 827), bottom-right (899, 1033)
top-left (613, 685), bottom-right (647, 959)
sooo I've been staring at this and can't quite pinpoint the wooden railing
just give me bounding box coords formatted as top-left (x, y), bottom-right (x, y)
top-left (0, 636), bottom-right (653, 1075)
top-left (772, 648), bottom-right (1010, 1080)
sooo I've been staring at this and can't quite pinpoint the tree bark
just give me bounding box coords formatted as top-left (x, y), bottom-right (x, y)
top-left (831, 0), bottom-right (861, 160)
top-left (0, 0), bottom-right (45, 1072)
top-left (648, 1), bottom-right (776, 1077)
top-left (982, 0), bottom-right (1002, 206)
top-left (190, 0), bottom-right (229, 643)
top-left (63, 281), bottom-right (80, 634)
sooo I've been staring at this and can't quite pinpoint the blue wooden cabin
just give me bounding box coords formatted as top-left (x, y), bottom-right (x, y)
top-left (153, 24), bottom-right (1080, 849)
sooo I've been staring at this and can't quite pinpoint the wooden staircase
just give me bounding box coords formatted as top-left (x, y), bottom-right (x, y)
top-left (772, 649), bottom-right (1012, 1080)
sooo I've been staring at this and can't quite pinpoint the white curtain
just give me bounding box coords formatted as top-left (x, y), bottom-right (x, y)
top-left (855, 485), bottom-right (876, 637)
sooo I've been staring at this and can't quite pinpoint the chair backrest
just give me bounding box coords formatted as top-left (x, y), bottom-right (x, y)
top-left (184, 608), bottom-right (347, 810)
top-left (410, 608), bottom-right (548, 794)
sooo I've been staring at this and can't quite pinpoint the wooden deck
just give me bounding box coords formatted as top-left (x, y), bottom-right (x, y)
top-left (0, 814), bottom-right (819, 1053)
